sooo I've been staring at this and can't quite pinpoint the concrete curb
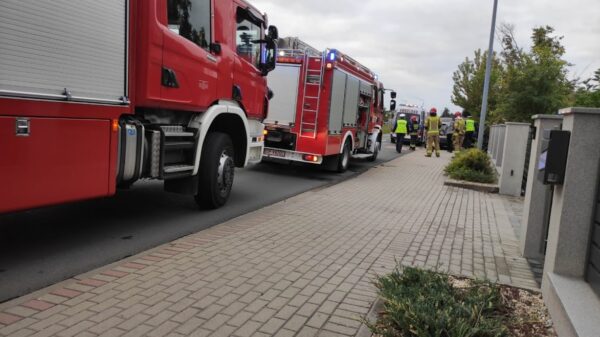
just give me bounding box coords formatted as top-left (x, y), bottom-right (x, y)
top-left (444, 178), bottom-right (499, 193)
top-left (356, 297), bottom-right (384, 337)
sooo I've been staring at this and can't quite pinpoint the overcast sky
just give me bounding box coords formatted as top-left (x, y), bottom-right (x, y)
top-left (254, 0), bottom-right (600, 112)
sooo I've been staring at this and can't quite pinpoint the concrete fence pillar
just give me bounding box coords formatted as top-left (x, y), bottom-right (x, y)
top-left (541, 107), bottom-right (600, 337)
top-left (520, 115), bottom-right (563, 260)
top-left (498, 123), bottom-right (530, 196)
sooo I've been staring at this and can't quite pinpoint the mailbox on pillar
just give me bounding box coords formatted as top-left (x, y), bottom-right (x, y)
top-left (540, 130), bottom-right (570, 185)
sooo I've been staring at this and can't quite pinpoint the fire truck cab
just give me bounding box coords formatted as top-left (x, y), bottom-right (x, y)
top-left (0, 0), bottom-right (278, 213)
top-left (263, 38), bottom-right (388, 172)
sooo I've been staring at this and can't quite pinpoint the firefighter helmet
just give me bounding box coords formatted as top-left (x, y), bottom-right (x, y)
top-left (411, 116), bottom-right (418, 122)
top-left (429, 108), bottom-right (437, 116)
top-left (454, 111), bottom-right (462, 118)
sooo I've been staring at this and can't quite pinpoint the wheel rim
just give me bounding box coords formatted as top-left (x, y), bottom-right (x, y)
top-left (217, 151), bottom-right (234, 196)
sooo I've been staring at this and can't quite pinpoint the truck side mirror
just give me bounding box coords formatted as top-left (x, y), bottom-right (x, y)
top-left (267, 25), bottom-right (279, 40)
top-left (260, 39), bottom-right (277, 76)
top-left (390, 99), bottom-right (396, 111)
top-left (391, 91), bottom-right (397, 99)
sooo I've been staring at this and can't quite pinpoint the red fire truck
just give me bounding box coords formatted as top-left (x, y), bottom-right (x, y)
top-left (0, 0), bottom-right (278, 213)
top-left (263, 38), bottom-right (391, 172)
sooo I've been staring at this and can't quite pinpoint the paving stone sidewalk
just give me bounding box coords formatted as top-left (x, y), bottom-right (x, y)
top-left (0, 150), bottom-right (537, 337)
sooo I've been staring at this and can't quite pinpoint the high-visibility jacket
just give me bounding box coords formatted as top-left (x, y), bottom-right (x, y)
top-left (454, 119), bottom-right (466, 135)
top-left (425, 116), bottom-right (441, 135)
top-left (395, 119), bottom-right (408, 134)
top-left (409, 122), bottom-right (419, 135)
top-left (466, 119), bottom-right (476, 132)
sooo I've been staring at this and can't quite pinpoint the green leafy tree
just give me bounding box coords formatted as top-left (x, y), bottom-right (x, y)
top-left (494, 25), bottom-right (573, 122)
top-left (451, 49), bottom-right (502, 121)
top-left (573, 68), bottom-right (600, 107)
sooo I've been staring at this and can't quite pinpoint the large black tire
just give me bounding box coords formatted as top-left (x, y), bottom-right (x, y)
top-left (195, 132), bottom-right (235, 209)
top-left (367, 140), bottom-right (380, 162)
top-left (336, 140), bottom-right (351, 172)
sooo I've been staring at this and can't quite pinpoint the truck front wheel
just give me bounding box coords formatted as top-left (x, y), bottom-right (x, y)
top-left (195, 132), bottom-right (235, 209)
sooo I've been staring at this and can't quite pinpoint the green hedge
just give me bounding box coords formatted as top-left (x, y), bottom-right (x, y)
top-left (444, 149), bottom-right (497, 184)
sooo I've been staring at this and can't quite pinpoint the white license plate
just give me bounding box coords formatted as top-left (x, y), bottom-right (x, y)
top-left (264, 149), bottom-right (286, 157)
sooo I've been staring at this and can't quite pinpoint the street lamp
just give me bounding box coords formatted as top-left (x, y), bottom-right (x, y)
top-left (478, 0), bottom-right (499, 149)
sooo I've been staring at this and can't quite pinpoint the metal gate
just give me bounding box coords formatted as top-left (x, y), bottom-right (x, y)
top-left (587, 173), bottom-right (600, 296)
top-left (521, 125), bottom-right (534, 196)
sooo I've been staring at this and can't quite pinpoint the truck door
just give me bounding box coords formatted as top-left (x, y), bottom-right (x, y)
top-left (233, 7), bottom-right (265, 118)
top-left (162, 0), bottom-right (217, 109)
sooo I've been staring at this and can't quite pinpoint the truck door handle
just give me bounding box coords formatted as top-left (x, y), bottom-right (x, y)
top-left (161, 67), bottom-right (179, 88)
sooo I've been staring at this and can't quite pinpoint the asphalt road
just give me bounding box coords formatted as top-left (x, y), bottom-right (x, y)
top-left (0, 140), bottom-right (402, 303)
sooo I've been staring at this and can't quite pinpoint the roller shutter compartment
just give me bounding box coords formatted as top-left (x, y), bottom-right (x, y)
top-left (0, 0), bottom-right (128, 104)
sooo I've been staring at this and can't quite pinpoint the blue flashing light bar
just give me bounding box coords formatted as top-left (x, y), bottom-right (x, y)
top-left (328, 49), bottom-right (337, 61)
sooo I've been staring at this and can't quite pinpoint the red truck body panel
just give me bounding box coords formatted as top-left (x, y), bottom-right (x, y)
top-left (0, 117), bottom-right (113, 212)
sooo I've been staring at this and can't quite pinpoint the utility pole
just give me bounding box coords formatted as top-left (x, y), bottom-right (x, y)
top-left (478, 0), bottom-right (499, 149)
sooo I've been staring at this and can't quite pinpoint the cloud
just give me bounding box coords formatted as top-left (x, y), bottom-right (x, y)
top-left (254, 0), bottom-right (600, 112)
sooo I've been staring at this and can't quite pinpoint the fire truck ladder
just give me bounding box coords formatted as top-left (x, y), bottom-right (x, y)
top-left (299, 51), bottom-right (324, 138)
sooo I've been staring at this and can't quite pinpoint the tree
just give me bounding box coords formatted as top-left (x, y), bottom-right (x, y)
top-left (573, 68), bottom-right (600, 107)
top-left (493, 25), bottom-right (572, 122)
top-left (441, 107), bottom-right (451, 117)
top-left (451, 49), bottom-right (502, 121)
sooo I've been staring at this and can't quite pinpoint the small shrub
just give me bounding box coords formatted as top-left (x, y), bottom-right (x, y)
top-left (368, 267), bottom-right (507, 337)
top-left (445, 149), bottom-right (497, 184)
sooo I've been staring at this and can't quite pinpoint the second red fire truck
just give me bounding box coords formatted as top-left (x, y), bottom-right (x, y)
top-left (263, 37), bottom-right (392, 172)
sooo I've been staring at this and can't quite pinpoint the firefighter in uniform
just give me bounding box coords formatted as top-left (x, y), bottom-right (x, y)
top-left (464, 115), bottom-right (476, 148)
top-left (394, 114), bottom-right (408, 153)
top-left (408, 115), bottom-right (419, 151)
top-left (424, 108), bottom-right (442, 157)
top-left (452, 112), bottom-right (465, 152)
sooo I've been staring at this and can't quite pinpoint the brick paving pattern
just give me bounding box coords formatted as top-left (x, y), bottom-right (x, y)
top-left (0, 150), bottom-right (537, 337)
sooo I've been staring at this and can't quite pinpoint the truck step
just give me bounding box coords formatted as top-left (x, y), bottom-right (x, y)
top-left (164, 131), bottom-right (195, 138)
top-left (352, 153), bottom-right (373, 159)
top-left (160, 125), bottom-right (195, 138)
top-left (164, 141), bottom-right (195, 151)
top-left (164, 165), bottom-right (194, 174)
